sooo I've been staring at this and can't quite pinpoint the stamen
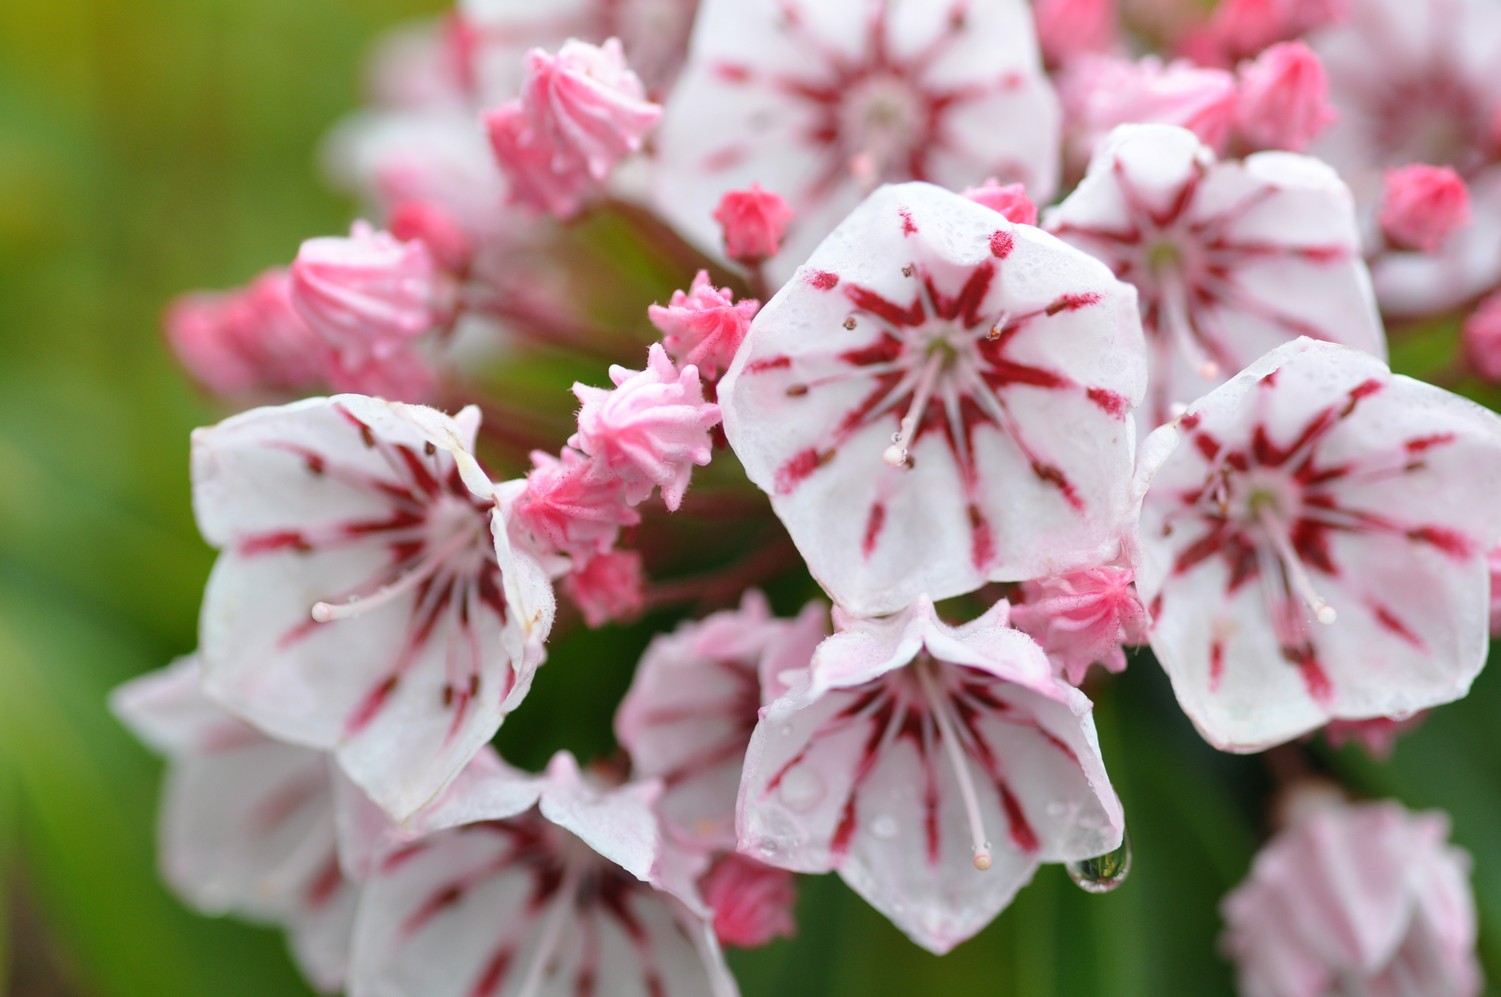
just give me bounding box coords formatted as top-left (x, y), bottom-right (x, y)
top-left (1157, 268), bottom-right (1219, 380)
top-left (916, 663), bottom-right (992, 872)
top-left (883, 350), bottom-right (946, 468)
top-left (513, 861), bottom-right (582, 997)
top-left (311, 523), bottom-right (480, 622)
top-left (1255, 505), bottom-right (1337, 625)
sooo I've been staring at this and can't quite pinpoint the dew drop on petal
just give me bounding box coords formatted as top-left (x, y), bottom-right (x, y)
top-left (1065, 831), bottom-right (1132, 894)
top-left (778, 766), bottom-right (825, 813)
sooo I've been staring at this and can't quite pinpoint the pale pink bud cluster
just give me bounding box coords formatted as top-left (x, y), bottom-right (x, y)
top-left (699, 854), bottom-right (798, 949)
top-left (387, 200), bottom-right (472, 275)
top-left (1233, 42), bottom-right (1336, 153)
top-left (1034, 0), bottom-right (1117, 68)
top-left (648, 270), bottom-right (760, 379)
top-left (562, 547), bottom-right (647, 628)
top-left (291, 222), bottom-right (450, 352)
top-left (962, 180), bottom-right (1039, 226)
top-left (1323, 715), bottom-right (1425, 759)
top-left (1009, 566), bottom-right (1148, 685)
top-left (164, 268), bottom-right (326, 397)
top-left (1489, 542), bottom-right (1501, 635)
top-left (1064, 56), bottom-right (1238, 157)
top-left (1464, 294), bottom-right (1501, 384)
top-left (713, 184), bottom-right (793, 265)
top-left (515, 447), bottom-right (641, 564)
top-left (1380, 165), bottom-right (1473, 253)
top-left (486, 38), bottom-right (661, 218)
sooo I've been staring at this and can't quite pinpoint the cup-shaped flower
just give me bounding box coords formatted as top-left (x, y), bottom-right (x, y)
top-left (569, 343), bottom-right (722, 510)
top-left (1135, 338), bottom-right (1501, 752)
top-left (192, 395), bottom-right (555, 819)
top-left (112, 658), bottom-right (357, 993)
top-left (346, 751), bottom-right (738, 997)
top-left (737, 598), bottom-right (1123, 954)
top-left (1048, 123), bottom-right (1385, 436)
top-left (653, 0), bottom-right (1062, 279)
top-left (615, 592), bottom-right (828, 848)
top-left (719, 181), bottom-right (1146, 617)
top-left (1221, 799), bottom-right (1481, 997)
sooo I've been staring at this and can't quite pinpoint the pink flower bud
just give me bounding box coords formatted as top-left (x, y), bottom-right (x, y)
top-left (488, 38), bottom-right (661, 218)
top-left (1234, 42), bottom-right (1336, 152)
top-left (648, 271), bottom-right (760, 379)
top-left (961, 179), bottom-right (1038, 226)
top-left (1489, 542), bottom-right (1501, 634)
top-left (1194, 0), bottom-right (1348, 67)
top-left (712, 184), bottom-right (793, 264)
top-left (1463, 293), bottom-right (1501, 383)
top-left (569, 344), bottom-right (722, 510)
top-left (290, 222), bottom-right (452, 364)
top-left (165, 268), bottom-right (327, 397)
top-left (324, 345), bottom-right (435, 404)
top-left (1064, 56), bottom-right (1238, 157)
top-left (1034, 0), bottom-right (1117, 68)
top-left (1009, 566), bottom-right (1148, 685)
top-left (1379, 165), bottom-right (1472, 253)
top-left (388, 200), bottom-right (472, 275)
top-left (563, 549), bottom-right (646, 628)
top-left (514, 448), bottom-right (641, 563)
top-left (1322, 715), bottom-right (1425, 759)
top-left (699, 854), bottom-right (797, 949)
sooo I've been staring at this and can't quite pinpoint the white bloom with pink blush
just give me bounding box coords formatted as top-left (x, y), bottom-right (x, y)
top-left (737, 598), bottom-right (1123, 954)
top-left (719, 181), bottom-right (1146, 617)
top-left (1048, 123), bottom-right (1385, 436)
top-left (569, 343), bottom-right (721, 510)
top-left (1222, 798), bottom-right (1482, 997)
top-left (615, 591), bottom-right (828, 848)
top-left (1310, 0), bottom-right (1501, 316)
top-left (1135, 338), bottom-right (1501, 752)
top-left (192, 395), bottom-right (555, 819)
top-left (653, 0), bottom-right (1062, 279)
top-left (346, 751), bottom-right (738, 997)
top-left (648, 271), bottom-right (761, 380)
top-left (112, 658), bottom-right (358, 994)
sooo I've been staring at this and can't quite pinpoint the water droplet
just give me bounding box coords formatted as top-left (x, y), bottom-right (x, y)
top-left (871, 815), bottom-right (899, 840)
top-left (778, 724), bottom-right (794, 738)
top-left (758, 840), bottom-right (779, 857)
top-left (778, 767), bottom-right (825, 813)
top-left (1065, 832), bottom-right (1131, 894)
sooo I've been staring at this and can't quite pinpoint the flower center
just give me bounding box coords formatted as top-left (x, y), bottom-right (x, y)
top-left (882, 331), bottom-right (965, 468)
top-left (1238, 482), bottom-right (1337, 627)
top-left (840, 73), bottom-right (924, 177)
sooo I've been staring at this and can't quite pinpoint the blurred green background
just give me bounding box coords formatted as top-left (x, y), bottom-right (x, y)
top-left (1, 2), bottom-right (1499, 994)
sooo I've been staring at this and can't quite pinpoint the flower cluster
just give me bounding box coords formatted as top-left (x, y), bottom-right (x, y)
top-left (130, 0), bottom-right (1501, 993)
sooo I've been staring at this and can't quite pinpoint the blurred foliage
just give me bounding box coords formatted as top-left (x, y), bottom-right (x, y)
top-left (1, 1), bottom-right (1499, 995)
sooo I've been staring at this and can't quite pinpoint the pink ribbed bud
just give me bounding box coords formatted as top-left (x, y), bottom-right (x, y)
top-left (569, 344), bottom-right (722, 510)
top-left (1379, 165), bottom-right (1472, 253)
top-left (1463, 293), bottom-right (1501, 383)
top-left (961, 179), bottom-right (1039, 226)
top-left (699, 854), bottom-right (798, 949)
top-left (563, 549), bottom-right (646, 628)
top-left (488, 38), bottom-right (661, 218)
top-left (388, 200), bottom-right (472, 275)
top-left (290, 222), bottom-right (452, 364)
top-left (712, 184), bottom-right (793, 264)
top-left (515, 448), bottom-right (641, 563)
top-left (1234, 42), bottom-right (1336, 152)
top-left (1034, 0), bottom-right (1117, 68)
top-left (1009, 566), bottom-right (1148, 685)
top-left (1489, 542), bottom-right (1501, 635)
top-left (648, 271), bottom-right (760, 379)
top-left (164, 268), bottom-right (326, 396)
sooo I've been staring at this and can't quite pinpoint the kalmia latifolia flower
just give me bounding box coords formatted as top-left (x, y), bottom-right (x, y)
top-left (1048, 123), bottom-right (1385, 435)
top-left (1009, 565), bottom-right (1148, 685)
top-left (166, 268), bottom-right (329, 398)
top-left (486, 37), bottom-right (662, 218)
top-left (615, 591), bottom-right (828, 848)
top-left (1221, 798), bottom-right (1482, 997)
top-left (1135, 338), bottom-right (1501, 752)
top-left (1378, 164), bottom-right (1472, 253)
top-left (719, 181), bottom-right (1146, 616)
top-left (192, 395), bottom-right (555, 819)
top-left (111, 658), bottom-right (357, 993)
top-left (654, 0), bottom-right (1063, 277)
top-left (713, 184), bottom-right (794, 266)
top-left (737, 598), bottom-right (1123, 954)
top-left (1311, 0), bottom-right (1501, 315)
top-left (347, 751), bottom-right (737, 997)
top-left (648, 271), bottom-right (762, 380)
top-left (569, 343), bottom-right (721, 509)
